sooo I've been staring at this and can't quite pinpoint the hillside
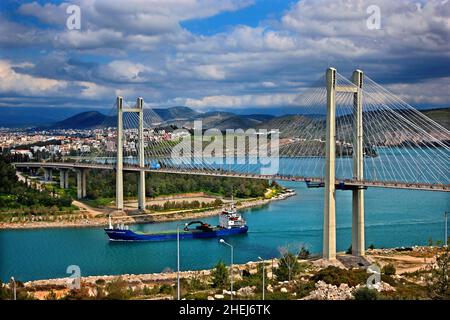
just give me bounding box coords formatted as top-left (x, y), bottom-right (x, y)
top-left (50, 111), bottom-right (110, 129)
top-left (31, 106), bottom-right (449, 133)
top-left (421, 108), bottom-right (450, 130)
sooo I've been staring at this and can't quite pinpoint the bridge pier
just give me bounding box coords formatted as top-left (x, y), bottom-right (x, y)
top-left (76, 169), bottom-right (87, 199)
top-left (44, 168), bottom-right (53, 181)
top-left (64, 170), bottom-right (69, 188)
top-left (323, 67), bottom-right (337, 260)
top-left (59, 169), bottom-right (70, 189)
top-left (59, 169), bottom-right (65, 188)
top-left (351, 70), bottom-right (365, 257)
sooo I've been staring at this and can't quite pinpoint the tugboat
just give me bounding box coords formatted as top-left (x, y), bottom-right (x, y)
top-left (104, 204), bottom-right (248, 241)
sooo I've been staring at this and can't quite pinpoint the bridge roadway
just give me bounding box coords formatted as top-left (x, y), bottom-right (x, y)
top-left (13, 162), bottom-right (450, 192)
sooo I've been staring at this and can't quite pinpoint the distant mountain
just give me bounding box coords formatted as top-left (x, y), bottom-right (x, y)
top-left (152, 106), bottom-right (200, 121)
top-left (0, 107), bottom-right (96, 128)
top-left (23, 105), bottom-right (450, 134)
top-left (50, 111), bottom-right (110, 129)
top-left (41, 106), bottom-right (276, 130)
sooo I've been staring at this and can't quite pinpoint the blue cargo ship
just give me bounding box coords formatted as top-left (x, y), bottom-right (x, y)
top-left (104, 205), bottom-right (248, 241)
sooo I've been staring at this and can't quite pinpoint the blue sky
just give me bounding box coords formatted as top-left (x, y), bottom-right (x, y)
top-left (0, 0), bottom-right (449, 114)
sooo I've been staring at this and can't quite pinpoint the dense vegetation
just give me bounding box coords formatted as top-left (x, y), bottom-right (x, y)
top-left (146, 199), bottom-right (223, 212)
top-left (0, 155), bottom-right (72, 214)
top-left (85, 169), bottom-right (275, 200)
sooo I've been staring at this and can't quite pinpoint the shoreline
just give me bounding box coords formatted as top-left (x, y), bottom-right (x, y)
top-left (0, 190), bottom-right (296, 230)
top-left (17, 245), bottom-right (442, 300)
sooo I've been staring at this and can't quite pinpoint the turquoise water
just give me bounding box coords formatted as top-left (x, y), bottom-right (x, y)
top-left (0, 181), bottom-right (448, 282)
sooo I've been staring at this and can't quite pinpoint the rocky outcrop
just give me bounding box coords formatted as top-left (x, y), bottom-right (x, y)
top-left (303, 280), bottom-right (396, 300)
top-left (303, 281), bottom-right (354, 300)
top-left (237, 286), bottom-right (255, 297)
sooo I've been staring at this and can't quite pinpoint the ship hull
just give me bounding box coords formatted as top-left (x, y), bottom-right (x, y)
top-left (105, 226), bottom-right (248, 241)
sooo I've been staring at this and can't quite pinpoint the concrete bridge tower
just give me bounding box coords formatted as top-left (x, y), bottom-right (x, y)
top-left (323, 67), bottom-right (365, 260)
top-left (115, 96), bottom-right (146, 212)
top-left (137, 97), bottom-right (146, 211)
top-left (323, 67), bottom-right (337, 260)
top-left (351, 70), bottom-right (365, 257)
top-left (116, 96), bottom-right (124, 210)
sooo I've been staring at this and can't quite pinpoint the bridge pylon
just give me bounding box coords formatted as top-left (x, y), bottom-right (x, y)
top-left (323, 67), bottom-right (366, 260)
top-left (115, 96), bottom-right (146, 212)
top-left (116, 96), bottom-right (124, 210)
top-left (137, 97), bottom-right (146, 211)
top-left (323, 67), bottom-right (337, 260)
top-left (351, 70), bottom-right (365, 257)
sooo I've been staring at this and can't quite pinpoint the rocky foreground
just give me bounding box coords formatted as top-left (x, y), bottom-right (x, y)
top-left (11, 245), bottom-right (447, 300)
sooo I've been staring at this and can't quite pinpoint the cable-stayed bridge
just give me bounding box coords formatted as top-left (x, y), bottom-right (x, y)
top-left (13, 67), bottom-right (450, 260)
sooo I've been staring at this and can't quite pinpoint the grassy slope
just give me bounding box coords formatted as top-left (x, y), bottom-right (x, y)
top-left (421, 108), bottom-right (450, 130)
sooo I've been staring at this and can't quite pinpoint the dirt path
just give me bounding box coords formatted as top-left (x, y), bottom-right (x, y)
top-left (368, 254), bottom-right (435, 274)
top-left (71, 200), bottom-right (109, 217)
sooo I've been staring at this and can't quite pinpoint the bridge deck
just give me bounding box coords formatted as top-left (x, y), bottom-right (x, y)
top-left (13, 162), bottom-right (450, 192)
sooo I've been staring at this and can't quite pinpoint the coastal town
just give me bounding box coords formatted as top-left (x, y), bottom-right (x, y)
top-left (0, 126), bottom-right (187, 161)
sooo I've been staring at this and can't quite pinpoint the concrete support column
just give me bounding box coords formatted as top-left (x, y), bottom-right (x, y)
top-left (44, 168), bottom-right (49, 181)
top-left (64, 170), bottom-right (69, 189)
top-left (116, 96), bottom-right (124, 210)
top-left (137, 97), bottom-right (146, 211)
top-left (323, 67), bottom-right (337, 260)
top-left (76, 170), bottom-right (83, 199)
top-left (82, 169), bottom-right (87, 198)
top-left (59, 169), bottom-right (66, 188)
top-left (76, 169), bottom-right (87, 199)
top-left (352, 70), bottom-right (365, 257)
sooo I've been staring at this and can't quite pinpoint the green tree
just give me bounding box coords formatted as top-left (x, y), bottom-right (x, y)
top-left (274, 246), bottom-right (302, 281)
top-left (211, 261), bottom-right (229, 289)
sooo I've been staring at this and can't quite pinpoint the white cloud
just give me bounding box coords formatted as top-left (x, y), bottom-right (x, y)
top-left (0, 60), bottom-right (67, 95)
top-left (4, 0), bottom-right (450, 110)
top-left (386, 77), bottom-right (450, 105)
top-left (96, 60), bottom-right (156, 82)
top-left (182, 93), bottom-right (299, 109)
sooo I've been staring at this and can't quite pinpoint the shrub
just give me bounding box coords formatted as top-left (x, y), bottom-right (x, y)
top-left (382, 263), bottom-right (396, 276)
top-left (159, 283), bottom-right (173, 294)
top-left (294, 281), bottom-right (315, 298)
top-left (298, 246), bottom-right (310, 259)
top-left (105, 277), bottom-right (130, 300)
top-left (187, 273), bottom-right (209, 291)
top-left (353, 287), bottom-right (379, 300)
top-left (311, 266), bottom-right (367, 287)
top-left (63, 286), bottom-right (91, 300)
top-left (211, 261), bottom-right (229, 289)
top-left (45, 290), bottom-right (58, 300)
